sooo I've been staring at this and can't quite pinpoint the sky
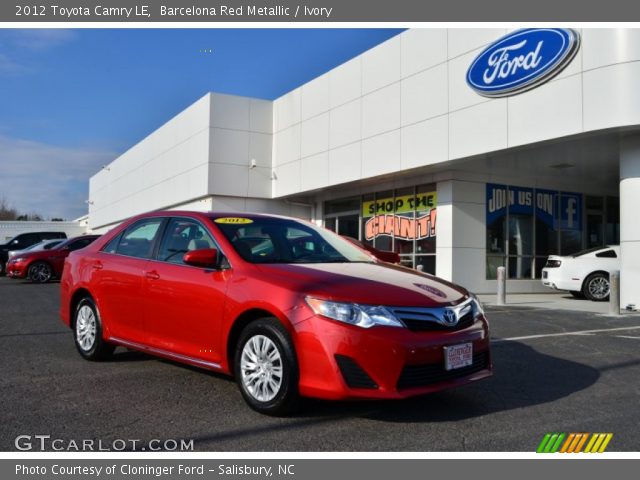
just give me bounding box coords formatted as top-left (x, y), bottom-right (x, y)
top-left (0, 28), bottom-right (403, 220)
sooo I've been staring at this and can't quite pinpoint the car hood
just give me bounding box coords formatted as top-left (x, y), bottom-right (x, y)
top-left (10, 249), bottom-right (57, 261)
top-left (254, 262), bottom-right (468, 307)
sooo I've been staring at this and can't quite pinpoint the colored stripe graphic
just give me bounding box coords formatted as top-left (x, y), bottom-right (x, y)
top-left (574, 433), bottom-right (589, 453)
top-left (536, 434), bottom-right (552, 453)
top-left (538, 433), bottom-right (613, 453)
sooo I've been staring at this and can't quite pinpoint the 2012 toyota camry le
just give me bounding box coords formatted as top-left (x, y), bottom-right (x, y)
top-left (60, 211), bottom-right (491, 415)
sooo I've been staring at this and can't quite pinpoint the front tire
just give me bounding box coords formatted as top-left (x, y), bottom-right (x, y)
top-left (583, 272), bottom-right (610, 302)
top-left (234, 318), bottom-right (299, 416)
top-left (73, 297), bottom-right (114, 361)
top-left (28, 261), bottom-right (53, 283)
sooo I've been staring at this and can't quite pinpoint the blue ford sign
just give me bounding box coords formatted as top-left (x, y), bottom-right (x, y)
top-left (466, 28), bottom-right (580, 98)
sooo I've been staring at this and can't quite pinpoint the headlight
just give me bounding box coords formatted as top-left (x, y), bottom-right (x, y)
top-left (305, 297), bottom-right (404, 328)
top-left (470, 293), bottom-right (484, 318)
top-left (12, 257), bottom-right (24, 263)
top-left (545, 259), bottom-right (561, 268)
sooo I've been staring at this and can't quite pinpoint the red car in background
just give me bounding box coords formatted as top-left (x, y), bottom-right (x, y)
top-left (60, 212), bottom-right (491, 415)
top-left (7, 235), bottom-right (100, 283)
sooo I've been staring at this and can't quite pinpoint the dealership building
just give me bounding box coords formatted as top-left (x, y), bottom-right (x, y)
top-left (88, 28), bottom-right (640, 309)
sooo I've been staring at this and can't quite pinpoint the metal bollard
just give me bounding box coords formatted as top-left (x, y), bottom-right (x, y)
top-left (497, 266), bottom-right (506, 306)
top-left (609, 270), bottom-right (620, 316)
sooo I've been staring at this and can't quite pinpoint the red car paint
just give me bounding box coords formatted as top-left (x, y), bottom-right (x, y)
top-left (60, 211), bottom-right (491, 406)
top-left (7, 235), bottom-right (100, 281)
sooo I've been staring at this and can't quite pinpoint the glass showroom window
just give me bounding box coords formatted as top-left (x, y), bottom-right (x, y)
top-left (485, 184), bottom-right (606, 280)
top-left (325, 184), bottom-right (437, 273)
top-left (486, 184), bottom-right (508, 280)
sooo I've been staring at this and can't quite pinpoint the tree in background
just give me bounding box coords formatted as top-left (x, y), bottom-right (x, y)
top-left (0, 197), bottom-right (48, 221)
top-left (0, 197), bottom-right (18, 221)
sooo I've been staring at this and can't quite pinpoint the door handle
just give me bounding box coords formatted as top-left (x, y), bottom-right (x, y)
top-left (92, 262), bottom-right (103, 270)
top-left (145, 270), bottom-right (160, 280)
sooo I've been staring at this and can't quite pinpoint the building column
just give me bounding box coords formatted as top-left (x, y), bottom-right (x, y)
top-left (435, 179), bottom-right (486, 292)
top-left (620, 135), bottom-right (640, 310)
top-left (435, 180), bottom-right (454, 281)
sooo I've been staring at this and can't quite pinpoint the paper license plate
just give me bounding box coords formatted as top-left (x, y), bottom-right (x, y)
top-left (444, 343), bottom-right (473, 371)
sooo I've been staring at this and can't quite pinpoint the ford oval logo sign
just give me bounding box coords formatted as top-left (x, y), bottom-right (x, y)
top-left (466, 28), bottom-right (580, 98)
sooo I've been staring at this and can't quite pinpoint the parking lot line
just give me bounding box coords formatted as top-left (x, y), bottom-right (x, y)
top-left (615, 335), bottom-right (640, 340)
top-left (493, 325), bottom-right (640, 342)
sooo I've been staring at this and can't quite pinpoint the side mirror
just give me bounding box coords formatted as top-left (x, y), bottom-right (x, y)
top-left (61, 246), bottom-right (70, 252)
top-left (183, 248), bottom-right (220, 269)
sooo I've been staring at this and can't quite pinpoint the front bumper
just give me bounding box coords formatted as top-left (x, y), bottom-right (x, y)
top-left (6, 261), bottom-right (28, 279)
top-left (293, 313), bottom-right (492, 400)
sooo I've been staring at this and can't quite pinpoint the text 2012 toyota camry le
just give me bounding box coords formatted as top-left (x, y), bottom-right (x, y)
top-left (60, 211), bottom-right (491, 415)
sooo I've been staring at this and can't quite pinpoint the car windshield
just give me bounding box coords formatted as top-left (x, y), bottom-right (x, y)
top-left (213, 216), bottom-right (374, 264)
top-left (42, 240), bottom-right (63, 250)
top-left (22, 242), bottom-right (45, 252)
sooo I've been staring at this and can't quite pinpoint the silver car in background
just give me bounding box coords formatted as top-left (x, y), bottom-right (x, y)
top-left (7, 239), bottom-right (64, 260)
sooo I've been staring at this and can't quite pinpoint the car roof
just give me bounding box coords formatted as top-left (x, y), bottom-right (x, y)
top-left (133, 210), bottom-right (303, 222)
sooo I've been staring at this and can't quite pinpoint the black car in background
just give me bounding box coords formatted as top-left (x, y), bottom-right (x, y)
top-left (0, 231), bottom-right (67, 275)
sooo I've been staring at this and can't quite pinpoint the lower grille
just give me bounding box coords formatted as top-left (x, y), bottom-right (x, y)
top-left (335, 355), bottom-right (378, 389)
top-left (397, 351), bottom-right (490, 390)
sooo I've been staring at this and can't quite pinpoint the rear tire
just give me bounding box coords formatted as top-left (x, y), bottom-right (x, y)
top-left (28, 261), bottom-right (53, 283)
top-left (73, 297), bottom-right (115, 361)
top-left (582, 272), bottom-right (610, 302)
top-left (234, 318), bottom-right (299, 416)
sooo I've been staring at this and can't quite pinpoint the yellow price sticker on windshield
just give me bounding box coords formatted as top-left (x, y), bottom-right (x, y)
top-left (214, 217), bottom-right (254, 224)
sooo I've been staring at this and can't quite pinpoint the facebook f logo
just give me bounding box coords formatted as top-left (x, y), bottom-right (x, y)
top-left (560, 194), bottom-right (582, 231)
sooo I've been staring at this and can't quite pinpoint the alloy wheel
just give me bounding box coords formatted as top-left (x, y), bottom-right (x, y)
top-left (588, 276), bottom-right (610, 300)
top-left (30, 263), bottom-right (52, 283)
top-left (240, 335), bottom-right (283, 402)
top-left (76, 305), bottom-right (97, 352)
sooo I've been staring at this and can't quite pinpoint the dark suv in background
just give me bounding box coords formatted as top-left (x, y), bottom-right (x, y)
top-left (0, 231), bottom-right (67, 275)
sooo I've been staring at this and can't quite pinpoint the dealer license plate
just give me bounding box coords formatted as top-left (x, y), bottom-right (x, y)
top-left (444, 343), bottom-right (473, 371)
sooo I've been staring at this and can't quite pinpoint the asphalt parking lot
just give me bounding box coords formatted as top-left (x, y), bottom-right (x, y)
top-left (1, 277), bottom-right (640, 452)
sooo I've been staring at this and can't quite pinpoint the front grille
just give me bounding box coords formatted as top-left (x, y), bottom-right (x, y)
top-left (391, 302), bottom-right (477, 332)
top-left (335, 355), bottom-right (378, 389)
top-left (398, 310), bottom-right (475, 332)
top-left (397, 351), bottom-right (490, 390)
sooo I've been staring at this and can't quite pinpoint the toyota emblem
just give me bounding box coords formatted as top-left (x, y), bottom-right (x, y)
top-left (442, 309), bottom-right (458, 326)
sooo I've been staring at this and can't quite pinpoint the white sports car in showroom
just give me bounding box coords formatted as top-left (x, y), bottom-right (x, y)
top-left (542, 246), bottom-right (620, 301)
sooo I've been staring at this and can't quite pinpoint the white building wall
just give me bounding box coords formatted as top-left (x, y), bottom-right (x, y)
top-left (272, 28), bottom-right (640, 197)
top-left (0, 221), bottom-right (88, 242)
top-left (89, 93), bottom-right (275, 230)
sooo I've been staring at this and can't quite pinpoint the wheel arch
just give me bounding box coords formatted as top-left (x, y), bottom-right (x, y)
top-left (225, 307), bottom-right (294, 376)
top-left (27, 259), bottom-right (54, 281)
top-left (581, 270), bottom-right (610, 291)
top-left (69, 287), bottom-right (93, 328)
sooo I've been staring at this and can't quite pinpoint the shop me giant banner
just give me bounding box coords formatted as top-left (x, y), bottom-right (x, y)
top-left (363, 191), bottom-right (437, 241)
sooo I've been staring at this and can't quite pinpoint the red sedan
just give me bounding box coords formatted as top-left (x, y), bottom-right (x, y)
top-left (7, 235), bottom-right (100, 283)
top-left (60, 212), bottom-right (491, 415)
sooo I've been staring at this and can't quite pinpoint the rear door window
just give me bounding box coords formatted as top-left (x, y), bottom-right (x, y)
top-left (115, 219), bottom-right (164, 259)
